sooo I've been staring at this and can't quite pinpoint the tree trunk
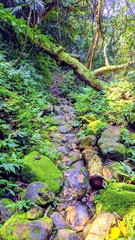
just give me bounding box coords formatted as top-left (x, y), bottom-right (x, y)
top-left (85, 0), bottom-right (105, 70)
top-left (94, 61), bottom-right (135, 76)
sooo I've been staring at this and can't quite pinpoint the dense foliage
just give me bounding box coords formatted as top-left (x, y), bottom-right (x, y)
top-left (0, 0), bottom-right (135, 239)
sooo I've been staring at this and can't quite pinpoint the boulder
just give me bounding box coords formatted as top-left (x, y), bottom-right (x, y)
top-left (0, 198), bottom-right (15, 223)
top-left (44, 116), bottom-right (62, 125)
top-left (99, 142), bottom-right (126, 161)
top-left (83, 212), bottom-right (116, 240)
top-left (98, 126), bottom-right (126, 160)
top-left (58, 125), bottom-right (71, 134)
top-left (21, 151), bottom-right (63, 193)
top-left (79, 135), bottom-right (97, 149)
top-left (65, 204), bottom-right (90, 231)
top-left (98, 126), bottom-right (121, 146)
top-left (55, 229), bottom-right (80, 240)
top-left (23, 182), bottom-right (54, 206)
top-left (58, 146), bottom-right (69, 155)
top-left (50, 212), bottom-right (68, 229)
top-left (0, 212), bottom-right (53, 240)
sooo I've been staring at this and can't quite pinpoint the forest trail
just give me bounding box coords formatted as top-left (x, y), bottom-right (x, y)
top-left (49, 74), bottom-right (96, 239)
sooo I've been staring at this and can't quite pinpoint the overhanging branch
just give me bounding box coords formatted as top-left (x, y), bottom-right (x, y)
top-left (93, 61), bottom-right (135, 76)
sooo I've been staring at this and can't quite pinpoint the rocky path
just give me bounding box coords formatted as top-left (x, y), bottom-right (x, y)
top-left (1, 74), bottom-right (134, 240)
top-left (50, 75), bottom-right (95, 239)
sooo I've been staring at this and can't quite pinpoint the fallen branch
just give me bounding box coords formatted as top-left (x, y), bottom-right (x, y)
top-left (93, 60), bottom-right (135, 76)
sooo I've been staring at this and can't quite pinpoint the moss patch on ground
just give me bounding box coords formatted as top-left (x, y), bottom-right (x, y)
top-left (22, 151), bottom-right (63, 193)
top-left (94, 183), bottom-right (135, 216)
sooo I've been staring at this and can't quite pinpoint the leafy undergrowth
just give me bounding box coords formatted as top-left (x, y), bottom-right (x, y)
top-left (0, 47), bottom-right (62, 198)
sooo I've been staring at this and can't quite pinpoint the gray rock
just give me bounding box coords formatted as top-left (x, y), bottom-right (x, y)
top-left (0, 198), bottom-right (15, 223)
top-left (58, 146), bottom-right (69, 155)
top-left (23, 182), bottom-right (54, 206)
top-left (50, 212), bottom-right (68, 229)
top-left (55, 229), bottom-right (80, 240)
top-left (98, 126), bottom-right (121, 146)
top-left (58, 125), bottom-right (71, 134)
top-left (54, 106), bottom-right (63, 115)
top-left (75, 204), bottom-right (90, 225)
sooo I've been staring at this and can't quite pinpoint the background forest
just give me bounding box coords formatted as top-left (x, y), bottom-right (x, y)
top-left (0, 0), bottom-right (135, 240)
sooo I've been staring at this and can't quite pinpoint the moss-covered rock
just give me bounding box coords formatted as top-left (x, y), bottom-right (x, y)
top-left (27, 206), bottom-right (44, 220)
top-left (79, 135), bottom-right (97, 149)
top-left (98, 126), bottom-right (126, 160)
top-left (98, 126), bottom-right (121, 146)
top-left (22, 151), bottom-right (63, 193)
top-left (0, 198), bottom-right (15, 223)
top-left (99, 142), bottom-right (126, 161)
top-left (94, 183), bottom-right (135, 216)
top-left (0, 212), bottom-right (53, 240)
top-left (23, 182), bottom-right (54, 206)
top-left (82, 148), bottom-right (103, 177)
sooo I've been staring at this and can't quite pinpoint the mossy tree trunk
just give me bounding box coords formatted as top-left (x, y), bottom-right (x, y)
top-left (0, 8), bottom-right (134, 91)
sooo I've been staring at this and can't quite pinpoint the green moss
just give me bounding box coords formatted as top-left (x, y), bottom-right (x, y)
top-left (42, 216), bottom-right (52, 224)
top-left (33, 228), bottom-right (40, 234)
top-left (26, 207), bottom-right (44, 220)
top-left (0, 212), bottom-right (27, 240)
top-left (94, 183), bottom-right (135, 216)
top-left (86, 120), bottom-right (108, 135)
top-left (22, 151), bottom-right (63, 193)
top-left (0, 212), bottom-right (52, 240)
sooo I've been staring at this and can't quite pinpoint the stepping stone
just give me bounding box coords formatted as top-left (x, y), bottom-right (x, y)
top-left (58, 125), bottom-right (71, 134)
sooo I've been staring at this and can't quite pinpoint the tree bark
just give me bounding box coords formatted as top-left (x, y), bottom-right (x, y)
top-left (103, 44), bottom-right (109, 66)
top-left (93, 61), bottom-right (135, 76)
top-left (85, 0), bottom-right (105, 70)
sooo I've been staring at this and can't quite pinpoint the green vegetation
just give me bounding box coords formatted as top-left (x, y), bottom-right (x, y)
top-left (0, 212), bottom-right (52, 240)
top-left (22, 151), bottom-right (62, 193)
top-left (0, 0), bottom-right (135, 239)
top-left (94, 183), bottom-right (135, 216)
